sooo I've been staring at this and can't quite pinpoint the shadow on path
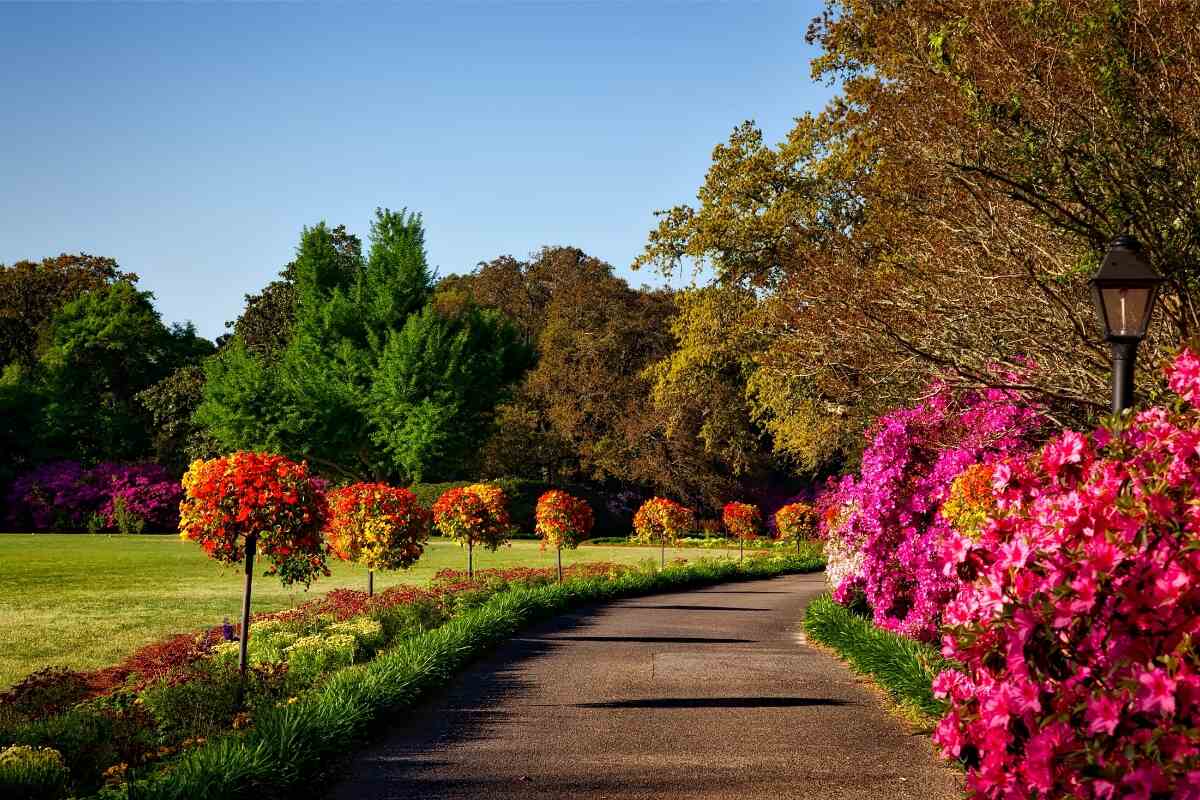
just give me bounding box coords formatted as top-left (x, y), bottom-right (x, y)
top-left (571, 696), bottom-right (856, 709)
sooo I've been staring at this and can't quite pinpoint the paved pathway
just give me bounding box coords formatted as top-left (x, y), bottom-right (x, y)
top-left (326, 572), bottom-right (962, 799)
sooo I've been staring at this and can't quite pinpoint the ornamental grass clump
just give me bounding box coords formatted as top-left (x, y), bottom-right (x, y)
top-left (0, 744), bottom-right (69, 800)
top-left (633, 497), bottom-right (695, 567)
top-left (179, 452), bottom-right (329, 693)
top-left (722, 501), bottom-right (762, 560)
top-left (775, 502), bottom-right (818, 554)
top-left (534, 490), bottom-right (595, 581)
top-left (432, 483), bottom-right (512, 578)
top-left (818, 381), bottom-right (1047, 640)
top-left (931, 348), bottom-right (1200, 799)
top-left (325, 483), bottom-right (431, 595)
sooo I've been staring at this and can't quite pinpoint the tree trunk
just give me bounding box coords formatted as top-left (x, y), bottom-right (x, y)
top-left (235, 533), bottom-right (257, 707)
top-left (368, 569), bottom-right (374, 597)
top-left (739, 539), bottom-right (744, 561)
top-left (557, 547), bottom-right (563, 583)
top-left (468, 541), bottom-right (474, 579)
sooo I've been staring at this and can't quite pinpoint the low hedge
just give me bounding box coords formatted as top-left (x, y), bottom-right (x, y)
top-left (95, 553), bottom-right (821, 800)
top-left (802, 594), bottom-right (947, 722)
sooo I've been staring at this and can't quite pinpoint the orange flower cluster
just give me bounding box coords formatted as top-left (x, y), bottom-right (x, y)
top-left (432, 483), bottom-right (512, 551)
top-left (722, 501), bottom-right (762, 542)
top-left (325, 483), bottom-right (431, 572)
top-left (774, 502), bottom-right (818, 542)
top-left (632, 497), bottom-right (695, 546)
top-left (939, 463), bottom-right (998, 540)
top-left (534, 490), bottom-right (594, 551)
top-left (179, 452), bottom-right (329, 586)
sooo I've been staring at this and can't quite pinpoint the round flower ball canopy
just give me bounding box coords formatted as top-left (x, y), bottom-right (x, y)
top-left (722, 501), bottom-right (762, 560)
top-left (774, 502), bottom-right (817, 554)
top-left (535, 490), bottom-right (595, 582)
top-left (325, 483), bottom-right (431, 596)
top-left (633, 497), bottom-right (695, 568)
top-left (432, 483), bottom-right (512, 578)
top-left (179, 451), bottom-right (330, 698)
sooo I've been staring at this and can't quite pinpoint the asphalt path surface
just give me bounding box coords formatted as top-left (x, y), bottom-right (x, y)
top-left (326, 571), bottom-right (962, 799)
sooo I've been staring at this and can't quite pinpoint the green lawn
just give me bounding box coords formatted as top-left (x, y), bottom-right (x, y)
top-left (0, 533), bottom-right (724, 688)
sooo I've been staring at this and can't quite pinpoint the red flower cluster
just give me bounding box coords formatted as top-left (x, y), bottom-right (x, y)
top-left (179, 452), bottom-right (330, 586)
top-left (722, 501), bottom-right (762, 541)
top-left (534, 490), bottom-right (594, 551)
top-left (325, 483), bottom-right (430, 572)
top-left (632, 497), bottom-right (695, 546)
top-left (432, 484), bottom-right (512, 550)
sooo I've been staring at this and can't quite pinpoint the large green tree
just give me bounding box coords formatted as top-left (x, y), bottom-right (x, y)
top-left (638, 0), bottom-right (1200, 459)
top-left (198, 208), bottom-right (525, 482)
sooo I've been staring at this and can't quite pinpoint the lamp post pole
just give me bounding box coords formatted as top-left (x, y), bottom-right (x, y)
top-left (1110, 341), bottom-right (1138, 415)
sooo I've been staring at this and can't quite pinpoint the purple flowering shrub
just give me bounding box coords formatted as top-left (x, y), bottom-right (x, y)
top-left (5, 461), bottom-right (182, 532)
top-left (818, 382), bottom-right (1048, 640)
top-left (932, 349), bottom-right (1200, 799)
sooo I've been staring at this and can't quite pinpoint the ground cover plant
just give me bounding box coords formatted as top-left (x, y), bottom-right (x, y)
top-left (803, 594), bottom-right (947, 724)
top-left (0, 553), bottom-right (822, 799)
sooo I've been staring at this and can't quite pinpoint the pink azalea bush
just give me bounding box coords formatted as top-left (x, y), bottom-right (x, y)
top-left (5, 461), bottom-right (182, 532)
top-left (818, 382), bottom-right (1048, 640)
top-left (933, 349), bottom-right (1200, 799)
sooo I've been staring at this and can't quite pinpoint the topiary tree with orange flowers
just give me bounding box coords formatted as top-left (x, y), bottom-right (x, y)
top-left (774, 501), bottom-right (818, 555)
top-left (325, 483), bottom-right (431, 596)
top-left (535, 490), bottom-right (594, 582)
top-left (179, 451), bottom-right (329, 697)
top-left (633, 497), bottom-right (695, 568)
top-left (722, 501), bottom-right (762, 560)
top-left (432, 482), bottom-right (512, 578)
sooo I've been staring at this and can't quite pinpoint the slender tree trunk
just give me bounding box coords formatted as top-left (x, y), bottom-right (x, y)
top-left (661, 540), bottom-right (665, 569)
top-left (236, 533), bottom-right (257, 708)
top-left (557, 547), bottom-right (563, 583)
top-left (368, 569), bottom-right (374, 597)
top-left (796, 537), bottom-right (800, 555)
top-left (468, 541), bottom-right (474, 579)
top-left (739, 539), bottom-right (744, 561)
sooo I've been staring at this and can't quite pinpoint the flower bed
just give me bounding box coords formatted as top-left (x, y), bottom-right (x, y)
top-left (3, 557), bottom-right (738, 798)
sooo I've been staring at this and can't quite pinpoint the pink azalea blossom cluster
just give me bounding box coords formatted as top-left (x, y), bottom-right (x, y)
top-left (818, 382), bottom-right (1047, 640)
top-left (934, 349), bottom-right (1200, 799)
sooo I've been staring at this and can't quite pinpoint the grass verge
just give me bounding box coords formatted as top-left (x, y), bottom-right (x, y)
top-left (802, 594), bottom-right (948, 725)
top-left (94, 554), bottom-right (821, 799)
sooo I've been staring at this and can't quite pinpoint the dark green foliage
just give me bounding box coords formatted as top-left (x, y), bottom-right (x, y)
top-left (803, 594), bottom-right (948, 721)
top-left (200, 209), bottom-right (525, 483)
top-left (34, 284), bottom-right (214, 464)
top-left (136, 366), bottom-right (222, 472)
top-left (368, 305), bottom-right (530, 482)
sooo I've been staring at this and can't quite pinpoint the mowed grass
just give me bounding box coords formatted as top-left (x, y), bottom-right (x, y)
top-left (0, 533), bottom-right (721, 688)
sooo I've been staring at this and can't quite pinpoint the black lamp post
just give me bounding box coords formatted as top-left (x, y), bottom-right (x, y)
top-left (1089, 235), bottom-right (1165, 413)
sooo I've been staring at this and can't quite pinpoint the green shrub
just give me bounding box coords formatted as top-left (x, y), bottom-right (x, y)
top-left (0, 745), bottom-right (69, 800)
top-left (371, 597), bottom-right (449, 642)
top-left (803, 594), bottom-right (947, 721)
top-left (326, 618), bottom-right (385, 657)
top-left (282, 634), bottom-right (356, 685)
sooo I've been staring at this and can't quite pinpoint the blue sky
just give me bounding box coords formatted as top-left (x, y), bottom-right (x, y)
top-left (0, 1), bottom-right (835, 340)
